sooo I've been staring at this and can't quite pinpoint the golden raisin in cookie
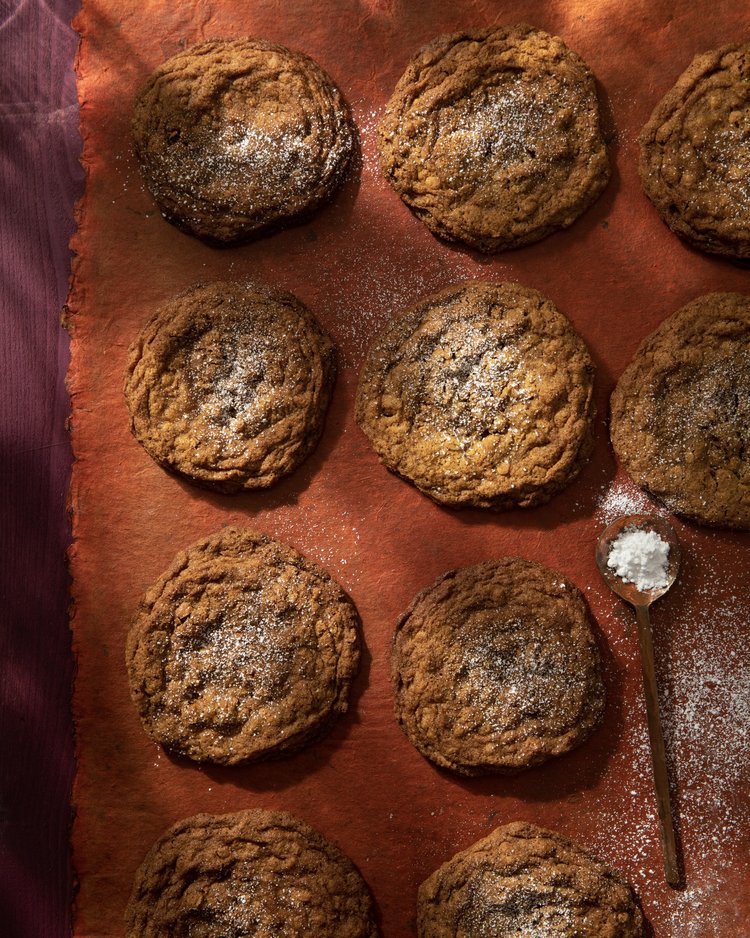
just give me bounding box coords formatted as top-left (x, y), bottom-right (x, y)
top-left (125, 527), bottom-right (361, 765)
top-left (133, 38), bottom-right (354, 242)
top-left (610, 292), bottom-right (750, 530)
top-left (355, 281), bottom-right (596, 510)
top-left (392, 559), bottom-right (604, 775)
top-left (124, 281), bottom-right (335, 494)
top-left (125, 809), bottom-right (379, 937)
top-left (639, 43), bottom-right (750, 258)
top-left (378, 25), bottom-right (609, 252)
top-left (418, 822), bottom-right (644, 937)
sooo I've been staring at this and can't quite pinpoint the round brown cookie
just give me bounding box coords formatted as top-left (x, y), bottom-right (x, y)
top-left (125, 809), bottom-right (379, 937)
top-left (378, 24), bottom-right (609, 253)
top-left (355, 281), bottom-right (596, 510)
top-left (125, 527), bottom-right (361, 765)
top-left (133, 38), bottom-right (354, 242)
top-left (639, 43), bottom-right (750, 258)
top-left (418, 821), bottom-right (644, 937)
top-left (124, 281), bottom-right (335, 494)
top-left (391, 559), bottom-right (605, 775)
top-left (610, 292), bottom-right (750, 529)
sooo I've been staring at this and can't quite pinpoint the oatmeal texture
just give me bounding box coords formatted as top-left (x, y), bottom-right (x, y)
top-left (418, 822), bottom-right (644, 937)
top-left (124, 280), bottom-right (335, 493)
top-left (391, 558), bottom-right (605, 775)
top-left (378, 24), bottom-right (610, 252)
top-left (125, 527), bottom-right (361, 765)
top-left (610, 292), bottom-right (750, 529)
top-left (133, 38), bottom-right (354, 241)
top-left (355, 281), bottom-right (596, 510)
top-left (639, 42), bottom-right (750, 257)
top-left (125, 809), bottom-right (378, 937)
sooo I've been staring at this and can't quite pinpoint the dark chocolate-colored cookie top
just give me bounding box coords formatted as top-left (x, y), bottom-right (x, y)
top-left (392, 559), bottom-right (605, 775)
top-left (355, 281), bottom-right (596, 510)
top-left (610, 292), bottom-right (750, 529)
top-left (133, 38), bottom-right (354, 242)
top-left (418, 822), bottom-right (644, 937)
top-left (639, 43), bottom-right (750, 258)
top-left (125, 527), bottom-right (361, 765)
top-left (125, 809), bottom-right (379, 937)
top-left (378, 24), bottom-right (610, 252)
top-left (124, 281), bottom-right (335, 493)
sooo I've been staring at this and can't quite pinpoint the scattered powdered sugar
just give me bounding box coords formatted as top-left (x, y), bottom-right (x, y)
top-left (594, 475), bottom-right (664, 525)
top-left (607, 527), bottom-right (670, 591)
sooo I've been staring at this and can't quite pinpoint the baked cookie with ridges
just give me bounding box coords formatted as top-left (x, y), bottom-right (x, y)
top-left (639, 43), bottom-right (750, 258)
top-left (610, 292), bottom-right (750, 529)
top-left (125, 809), bottom-right (379, 937)
top-left (133, 38), bottom-right (354, 242)
top-left (355, 281), bottom-right (596, 510)
top-left (124, 281), bottom-right (335, 494)
top-left (378, 24), bottom-right (609, 252)
top-left (418, 822), bottom-right (643, 937)
top-left (125, 527), bottom-right (361, 765)
top-left (392, 558), bottom-right (605, 775)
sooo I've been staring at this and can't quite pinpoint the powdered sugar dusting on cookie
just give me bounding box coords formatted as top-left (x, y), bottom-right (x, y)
top-left (459, 621), bottom-right (590, 735)
top-left (445, 77), bottom-right (565, 179)
top-left (459, 878), bottom-right (578, 936)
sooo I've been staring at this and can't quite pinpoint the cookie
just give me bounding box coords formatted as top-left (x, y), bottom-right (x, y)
top-left (125, 809), bottom-right (379, 937)
top-left (133, 38), bottom-right (354, 242)
top-left (418, 822), bottom-right (644, 937)
top-left (378, 25), bottom-right (609, 252)
top-left (355, 281), bottom-right (596, 510)
top-left (125, 527), bottom-right (361, 764)
top-left (610, 292), bottom-right (750, 529)
top-left (124, 281), bottom-right (335, 493)
top-left (392, 559), bottom-right (605, 775)
top-left (639, 43), bottom-right (750, 258)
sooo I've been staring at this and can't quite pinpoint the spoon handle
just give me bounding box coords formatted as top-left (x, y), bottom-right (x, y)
top-left (634, 603), bottom-right (680, 887)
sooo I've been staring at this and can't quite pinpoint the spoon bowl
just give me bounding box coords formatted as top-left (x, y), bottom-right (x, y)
top-left (595, 513), bottom-right (681, 607)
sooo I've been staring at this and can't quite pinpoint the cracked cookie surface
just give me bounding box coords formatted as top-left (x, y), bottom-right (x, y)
top-left (418, 822), bottom-right (643, 937)
top-left (133, 38), bottom-right (354, 242)
top-left (639, 43), bottom-right (750, 258)
top-left (124, 281), bottom-right (335, 493)
top-left (392, 559), bottom-right (605, 775)
top-left (125, 809), bottom-right (378, 937)
top-left (125, 527), bottom-right (361, 764)
top-left (355, 281), bottom-right (595, 510)
top-left (610, 292), bottom-right (750, 529)
top-left (378, 24), bottom-right (609, 252)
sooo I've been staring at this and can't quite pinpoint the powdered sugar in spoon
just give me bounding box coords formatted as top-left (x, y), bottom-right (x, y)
top-left (595, 513), bottom-right (681, 887)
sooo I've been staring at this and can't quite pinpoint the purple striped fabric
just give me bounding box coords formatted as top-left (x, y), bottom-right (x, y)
top-left (0, 1), bottom-right (81, 934)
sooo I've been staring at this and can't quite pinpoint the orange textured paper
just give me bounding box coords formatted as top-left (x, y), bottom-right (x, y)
top-left (69, 2), bottom-right (750, 935)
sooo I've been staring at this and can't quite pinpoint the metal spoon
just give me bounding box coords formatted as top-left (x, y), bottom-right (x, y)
top-left (595, 513), bottom-right (681, 887)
